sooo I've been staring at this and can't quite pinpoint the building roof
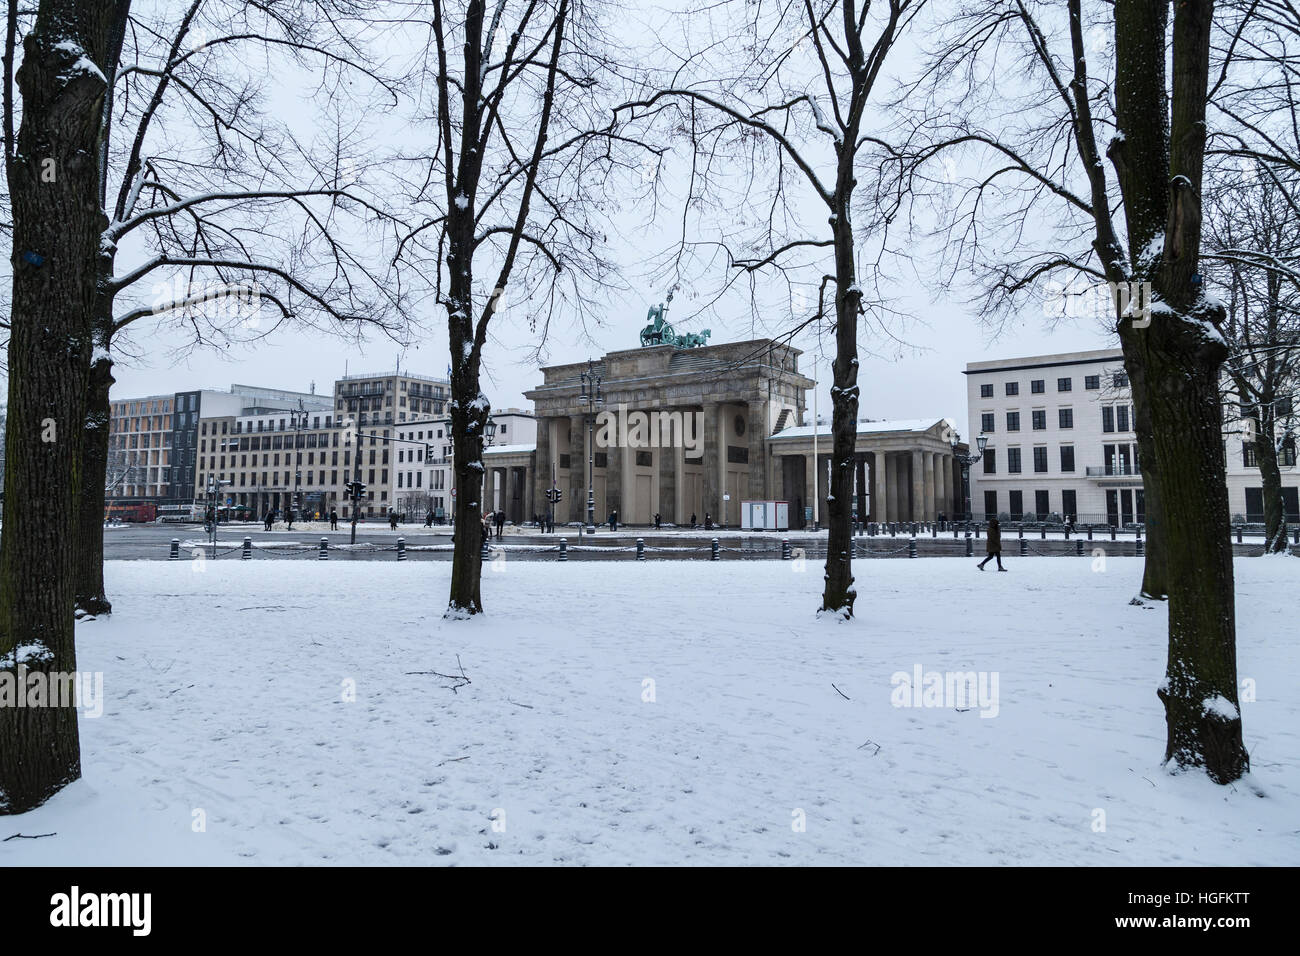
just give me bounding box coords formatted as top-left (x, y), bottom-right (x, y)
top-left (484, 443), bottom-right (536, 456)
top-left (769, 417), bottom-right (956, 441)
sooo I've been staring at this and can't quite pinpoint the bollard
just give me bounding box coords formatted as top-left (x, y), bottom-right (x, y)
top-left (481, 536), bottom-right (490, 561)
top-left (1076, 537), bottom-right (1084, 556)
top-left (965, 532), bottom-right (973, 557)
top-left (711, 537), bottom-right (720, 561)
top-left (1064, 526), bottom-right (1070, 540)
top-left (1136, 534), bottom-right (1145, 557)
top-left (1018, 526), bottom-right (1024, 539)
top-left (1087, 527), bottom-right (1093, 541)
top-left (1236, 526), bottom-right (1243, 544)
top-left (319, 537), bottom-right (329, 560)
top-left (1294, 526), bottom-right (1299, 545)
top-left (1019, 536), bottom-right (1028, 557)
top-left (559, 537), bottom-right (568, 561)
top-left (1110, 526), bottom-right (1116, 541)
top-left (242, 536), bottom-right (252, 560)
top-left (397, 537), bottom-right (406, 561)
top-left (170, 538), bottom-right (180, 560)
top-left (931, 523), bottom-right (937, 538)
top-left (782, 538), bottom-right (791, 560)
top-left (953, 524), bottom-right (959, 540)
top-left (890, 522), bottom-right (897, 537)
top-left (975, 523), bottom-right (981, 539)
top-left (909, 535), bottom-right (918, 559)
top-left (636, 537), bottom-right (645, 561)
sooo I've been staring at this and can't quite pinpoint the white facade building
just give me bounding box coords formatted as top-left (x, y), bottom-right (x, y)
top-left (391, 409), bottom-right (536, 522)
top-left (966, 348), bottom-right (1299, 525)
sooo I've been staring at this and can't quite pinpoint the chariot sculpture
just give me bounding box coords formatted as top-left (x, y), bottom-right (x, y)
top-left (639, 288), bottom-right (711, 349)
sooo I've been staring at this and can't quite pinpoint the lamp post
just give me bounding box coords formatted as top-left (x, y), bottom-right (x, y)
top-left (578, 360), bottom-right (602, 533)
top-left (288, 398), bottom-right (309, 521)
top-left (484, 415), bottom-right (498, 514)
top-left (950, 430), bottom-right (988, 525)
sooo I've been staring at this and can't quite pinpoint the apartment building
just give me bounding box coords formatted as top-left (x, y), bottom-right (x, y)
top-left (333, 370), bottom-right (450, 428)
top-left (966, 348), bottom-right (1299, 524)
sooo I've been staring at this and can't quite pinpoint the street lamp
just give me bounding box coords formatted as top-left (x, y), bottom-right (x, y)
top-left (485, 416), bottom-right (498, 446)
top-left (288, 398), bottom-right (309, 521)
top-left (578, 360), bottom-right (603, 533)
top-left (950, 430), bottom-right (988, 525)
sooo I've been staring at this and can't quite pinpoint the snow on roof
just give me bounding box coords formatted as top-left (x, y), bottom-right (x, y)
top-left (770, 417), bottom-right (956, 440)
top-left (483, 443), bottom-right (536, 455)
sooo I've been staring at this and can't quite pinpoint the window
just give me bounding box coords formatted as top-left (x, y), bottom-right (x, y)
top-left (1061, 489), bottom-right (1077, 521)
top-left (1058, 408), bottom-right (1073, 429)
top-left (983, 449), bottom-right (996, 474)
top-left (1102, 406), bottom-right (1115, 433)
top-left (1031, 379), bottom-right (1045, 394)
top-left (1117, 405), bottom-right (1129, 431)
top-left (1243, 443), bottom-right (1257, 468)
top-left (1005, 382), bottom-right (1019, 396)
top-left (1006, 411), bottom-right (1021, 431)
top-left (1113, 372), bottom-right (1129, 388)
top-left (1283, 440), bottom-right (1297, 467)
top-left (1007, 447), bottom-right (1022, 473)
top-left (1057, 377), bottom-right (1072, 392)
top-left (1034, 490), bottom-right (1050, 519)
top-left (984, 490), bottom-right (997, 517)
top-left (1060, 446), bottom-right (1075, 472)
top-left (981, 413), bottom-right (995, 432)
top-left (1009, 490), bottom-right (1023, 519)
top-left (1033, 447), bottom-right (1048, 473)
top-left (980, 383), bottom-right (994, 398)
top-left (1032, 410), bottom-right (1046, 430)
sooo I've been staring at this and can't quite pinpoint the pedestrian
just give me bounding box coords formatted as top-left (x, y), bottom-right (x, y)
top-left (609, 509), bottom-right (618, 533)
top-left (704, 512), bottom-right (713, 531)
top-left (977, 517), bottom-right (1006, 571)
top-left (494, 509), bottom-right (505, 539)
top-left (690, 513), bottom-right (697, 529)
top-left (329, 508), bottom-right (338, 531)
top-left (264, 510), bottom-right (272, 532)
top-left (426, 509), bottom-right (434, 528)
top-left (389, 509), bottom-right (398, 530)
top-left (286, 509), bottom-right (294, 531)
top-left (654, 512), bottom-right (661, 531)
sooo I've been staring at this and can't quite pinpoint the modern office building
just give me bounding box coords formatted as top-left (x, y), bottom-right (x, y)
top-left (965, 348), bottom-right (1299, 524)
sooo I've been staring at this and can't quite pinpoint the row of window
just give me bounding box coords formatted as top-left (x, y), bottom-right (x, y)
top-left (199, 469), bottom-right (390, 490)
top-left (980, 487), bottom-right (1143, 524)
top-left (983, 443), bottom-right (1140, 475)
top-left (980, 405), bottom-right (1133, 434)
top-left (1243, 442), bottom-right (1298, 467)
top-left (978, 372), bottom-right (1128, 400)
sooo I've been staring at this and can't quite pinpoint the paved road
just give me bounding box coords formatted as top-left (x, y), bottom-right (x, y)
top-left (93, 521), bottom-right (1219, 561)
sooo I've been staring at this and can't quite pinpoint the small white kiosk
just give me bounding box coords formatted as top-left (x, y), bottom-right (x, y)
top-left (741, 500), bottom-right (790, 531)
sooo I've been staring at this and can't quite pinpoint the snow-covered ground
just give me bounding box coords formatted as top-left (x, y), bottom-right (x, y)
top-left (3, 556), bottom-right (1297, 866)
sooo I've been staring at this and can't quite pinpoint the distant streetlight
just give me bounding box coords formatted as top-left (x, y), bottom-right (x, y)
top-left (578, 360), bottom-right (603, 532)
top-left (950, 430), bottom-right (989, 524)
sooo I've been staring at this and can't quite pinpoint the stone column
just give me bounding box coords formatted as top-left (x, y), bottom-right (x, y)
top-left (530, 416), bottom-right (551, 522)
top-left (747, 400), bottom-right (767, 500)
top-left (605, 408), bottom-right (623, 516)
top-left (658, 414), bottom-right (676, 522)
top-left (805, 451), bottom-right (818, 526)
top-left (911, 450), bottom-right (925, 522)
top-left (569, 414), bottom-right (586, 524)
top-left (923, 451), bottom-right (936, 521)
top-left (942, 454), bottom-right (953, 517)
top-left (702, 402), bottom-right (721, 521)
top-left (873, 451), bottom-right (887, 521)
top-left (886, 453), bottom-right (899, 521)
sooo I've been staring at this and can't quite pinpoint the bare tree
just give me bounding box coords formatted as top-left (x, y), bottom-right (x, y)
top-left (1, 0), bottom-right (125, 814)
top-left (398, 0), bottom-right (644, 616)
top-left (1204, 164), bottom-right (1300, 551)
top-left (622, 0), bottom-right (928, 618)
top-left (73, 0), bottom-right (411, 615)
top-left (898, 0), bottom-right (1248, 782)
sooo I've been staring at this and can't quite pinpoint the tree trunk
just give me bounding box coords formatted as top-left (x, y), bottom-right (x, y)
top-left (1149, 343), bottom-right (1248, 781)
top-left (1118, 324), bottom-right (1168, 599)
top-left (1, 0), bottom-right (116, 813)
top-left (1253, 417), bottom-right (1289, 553)
top-left (75, 353), bottom-right (114, 616)
top-left (820, 186), bottom-right (861, 617)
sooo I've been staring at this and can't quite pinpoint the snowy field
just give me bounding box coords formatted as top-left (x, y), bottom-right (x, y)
top-left (2, 556), bottom-right (1297, 866)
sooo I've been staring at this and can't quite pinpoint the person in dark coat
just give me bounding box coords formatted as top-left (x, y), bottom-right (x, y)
top-left (704, 513), bottom-right (713, 531)
top-left (654, 512), bottom-right (661, 530)
top-left (285, 508), bottom-right (294, 531)
top-left (609, 509), bottom-right (618, 533)
top-left (426, 509), bottom-right (434, 528)
top-left (494, 509), bottom-right (505, 539)
top-left (264, 510), bottom-right (274, 532)
top-left (389, 509), bottom-right (399, 530)
top-left (977, 518), bottom-right (1006, 571)
top-left (690, 513), bottom-right (697, 529)
top-left (329, 508), bottom-right (338, 530)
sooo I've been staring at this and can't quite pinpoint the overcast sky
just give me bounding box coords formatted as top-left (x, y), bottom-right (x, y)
top-left (97, 1), bottom-right (1118, 428)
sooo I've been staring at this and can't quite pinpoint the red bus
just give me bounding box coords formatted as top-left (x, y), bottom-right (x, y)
top-left (105, 501), bottom-right (158, 523)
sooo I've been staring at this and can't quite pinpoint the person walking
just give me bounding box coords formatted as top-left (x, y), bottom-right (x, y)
top-left (654, 512), bottom-right (661, 531)
top-left (426, 509), bottom-right (435, 528)
top-left (285, 508), bottom-right (294, 531)
top-left (494, 509), bottom-right (505, 539)
top-left (609, 509), bottom-right (618, 533)
top-left (329, 508), bottom-right (338, 531)
top-left (977, 517), bottom-right (1006, 571)
top-left (690, 513), bottom-right (697, 529)
top-left (704, 513), bottom-right (713, 531)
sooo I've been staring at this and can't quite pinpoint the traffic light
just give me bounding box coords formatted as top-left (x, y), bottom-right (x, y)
top-left (546, 487), bottom-right (563, 503)
top-left (345, 480), bottom-right (367, 499)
